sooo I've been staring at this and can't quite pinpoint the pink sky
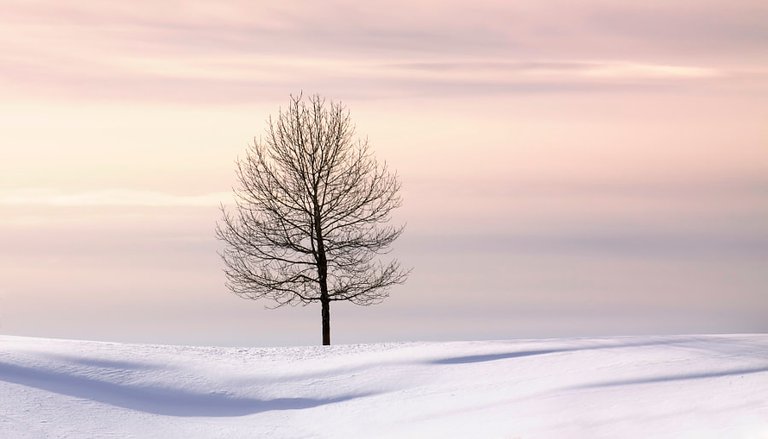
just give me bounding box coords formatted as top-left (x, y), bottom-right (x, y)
top-left (1, 0), bottom-right (766, 345)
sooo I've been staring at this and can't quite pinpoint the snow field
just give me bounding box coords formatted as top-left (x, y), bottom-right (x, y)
top-left (0, 334), bottom-right (766, 438)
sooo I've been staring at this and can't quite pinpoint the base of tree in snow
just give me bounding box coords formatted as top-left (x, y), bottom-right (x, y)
top-left (0, 334), bottom-right (766, 438)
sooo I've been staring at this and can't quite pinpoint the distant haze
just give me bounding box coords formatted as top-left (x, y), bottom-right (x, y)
top-left (1, 0), bottom-right (766, 346)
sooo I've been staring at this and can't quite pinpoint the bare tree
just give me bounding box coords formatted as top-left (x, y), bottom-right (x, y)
top-left (216, 94), bottom-right (408, 345)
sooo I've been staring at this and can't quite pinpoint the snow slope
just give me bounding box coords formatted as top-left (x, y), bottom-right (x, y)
top-left (0, 334), bottom-right (766, 438)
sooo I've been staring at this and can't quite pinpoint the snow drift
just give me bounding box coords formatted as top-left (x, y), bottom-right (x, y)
top-left (0, 334), bottom-right (766, 438)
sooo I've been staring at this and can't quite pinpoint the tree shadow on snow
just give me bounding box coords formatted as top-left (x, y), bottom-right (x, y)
top-left (0, 361), bottom-right (369, 417)
top-left (573, 365), bottom-right (768, 389)
top-left (430, 336), bottom-right (709, 365)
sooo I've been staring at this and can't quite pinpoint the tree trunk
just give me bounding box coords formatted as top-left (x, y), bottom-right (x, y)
top-left (321, 297), bottom-right (330, 345)
top-left (313, 199), bottom-right (332, 346)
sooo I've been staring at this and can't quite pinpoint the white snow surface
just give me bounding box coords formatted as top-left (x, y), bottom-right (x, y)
top-left (0, 334), bottom-right (766, 438)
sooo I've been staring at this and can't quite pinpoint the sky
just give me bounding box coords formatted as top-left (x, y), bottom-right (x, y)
top-left (1, 0), bottom-right (766, 346)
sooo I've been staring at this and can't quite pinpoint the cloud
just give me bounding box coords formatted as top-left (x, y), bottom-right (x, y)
top-left (7, 0), bottom-right (764, 58)
top-left (403, 232), bottom-right (768, 260)
top-left (0, 189), bottom-right (230, 207)
top-left (588, 1), bottom-right (768, 55)
top-left (384, 60), bottom-right (720, 80)
top-left (0, 54), bottom-right (725, 104)
top-left (0, 0), bottom-right (761, 104)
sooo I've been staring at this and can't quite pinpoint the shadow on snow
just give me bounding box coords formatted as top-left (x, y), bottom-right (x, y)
top-left (45, 354), bottom-right (160, 371)
top-left (574, 365), bottom-right (768, 388)
top-left (429, 336), bottom-right (711, 365)
top-left (0, 361), bottom-right (369, 417)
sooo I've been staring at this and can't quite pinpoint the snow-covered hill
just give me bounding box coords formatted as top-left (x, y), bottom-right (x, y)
top-left (0, 334), bottom-right (766, 438)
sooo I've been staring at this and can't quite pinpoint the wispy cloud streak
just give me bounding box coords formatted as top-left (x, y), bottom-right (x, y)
top-left (0, 189), bottom-right (230, 207)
